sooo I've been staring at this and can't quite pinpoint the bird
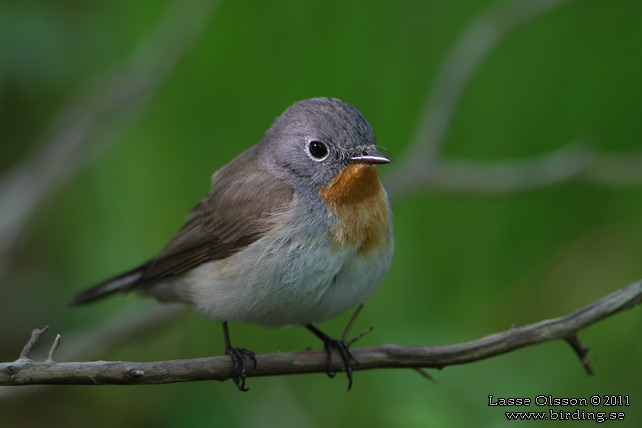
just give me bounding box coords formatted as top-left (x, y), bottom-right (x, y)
top-left (70, 97), bottom-right (394, 390)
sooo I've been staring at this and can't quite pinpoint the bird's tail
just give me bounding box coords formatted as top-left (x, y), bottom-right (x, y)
top-left (68, 260), bottom-right (153, 306)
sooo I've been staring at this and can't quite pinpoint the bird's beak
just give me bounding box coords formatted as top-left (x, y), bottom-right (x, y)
top-left (350, 149), bottom-right (392, 165)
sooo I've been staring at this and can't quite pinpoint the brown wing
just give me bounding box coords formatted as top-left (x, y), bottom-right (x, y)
top-left (69, 149), bottom-right (294, 306)
top-left (140, 165), bottom-right (294, 282)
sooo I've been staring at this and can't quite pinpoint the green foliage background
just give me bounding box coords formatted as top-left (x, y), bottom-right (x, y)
top-left (1, 0), bottom-right (641, 426)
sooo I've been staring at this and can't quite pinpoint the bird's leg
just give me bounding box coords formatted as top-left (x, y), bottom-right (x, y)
top-left (306, 324), bottom-right (358, 390)
top-left (222, 321), bottom-right (257, 391)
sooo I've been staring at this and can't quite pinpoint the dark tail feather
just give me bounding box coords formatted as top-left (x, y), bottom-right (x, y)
top-left (69, 260), bottom-right (154, 306)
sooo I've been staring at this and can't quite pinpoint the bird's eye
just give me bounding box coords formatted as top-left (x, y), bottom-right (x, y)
top-left (308, 140), bottom-right (329, 160)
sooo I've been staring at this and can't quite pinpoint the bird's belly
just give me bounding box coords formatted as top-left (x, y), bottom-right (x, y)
top-left (180, 221), bottom-right (392, 326)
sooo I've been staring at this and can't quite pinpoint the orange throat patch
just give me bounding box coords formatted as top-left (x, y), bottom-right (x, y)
top-left (319, 164), bottom-right (391, 255)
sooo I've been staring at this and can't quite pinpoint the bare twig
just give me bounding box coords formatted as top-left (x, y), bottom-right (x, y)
top-left (19, 327), bottom-right (49, 360)
top-left (386, 0), bottom-right (578, 196)
top-left (0, 305), bottom-right (185, 400)
top-left (45, 335), bottom-right (63, 363)
top-left (564, 335), bottom-right (594, 375)
top-left (385, 142), bottom-right (642, 197)
top-left (413, 368), bottom-right (437, 384)
top-left (2, 0), bottom-right (640, 396)
top-left (382, 0), bottom-right (642, 197)
top-left (347, 327), bottom-right (374, 347)
top-left (0, 0), bottom-right (220, 268)
top-left (341, 304), bottom-right (365, 342)
top-left (1, 279), bottom-right (639, 386)
top-left (339, 304), bottom-right (375, 347)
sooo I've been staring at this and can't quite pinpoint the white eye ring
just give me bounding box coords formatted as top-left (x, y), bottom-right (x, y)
top-left (306, 140), bottom-right (329, 162)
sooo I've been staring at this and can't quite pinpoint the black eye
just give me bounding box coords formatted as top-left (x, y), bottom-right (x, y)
top-left (308, 140), bottom-right (328, 160)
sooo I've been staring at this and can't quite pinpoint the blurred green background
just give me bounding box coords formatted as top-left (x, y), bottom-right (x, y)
top-left (2, 0), bottom-right (641, 426)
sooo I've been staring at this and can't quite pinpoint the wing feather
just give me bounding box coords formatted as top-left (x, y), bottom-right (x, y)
top-left (71, 147), bottom-right (295, 305)
top-left (140, 163), bottom-right (294, 282)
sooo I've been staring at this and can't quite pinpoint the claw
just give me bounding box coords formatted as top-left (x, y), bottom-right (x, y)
top-left (226, 346), bottom-right (256, 391)
top-left (306, 324), bottom-right (358, 390)
top-left (222, 321), bottom-right (256, 392)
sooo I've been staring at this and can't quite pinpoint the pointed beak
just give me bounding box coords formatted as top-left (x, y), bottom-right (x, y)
top-left (350, 149), bottom-right (392, 165)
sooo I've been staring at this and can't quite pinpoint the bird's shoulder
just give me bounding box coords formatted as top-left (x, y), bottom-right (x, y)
top-left (141, 151), bottom-right (295, 281)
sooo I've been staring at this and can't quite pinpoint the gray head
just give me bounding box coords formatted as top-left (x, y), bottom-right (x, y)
top-left (258, 97), bottom-right (390, 196)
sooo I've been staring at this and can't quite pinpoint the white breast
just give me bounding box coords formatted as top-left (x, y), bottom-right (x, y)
top-left (163, 195), bottom-right (393, 326)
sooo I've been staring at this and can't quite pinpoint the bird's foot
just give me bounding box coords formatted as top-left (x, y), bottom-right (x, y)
top-left (306, 324), bottom-right (358, 390)
top-left (222, 321), bottom-right (256, 392)
top-left (225, 346), bottom-right (257, 392)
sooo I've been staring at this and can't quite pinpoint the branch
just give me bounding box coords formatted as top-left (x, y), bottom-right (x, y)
top-left (382, 0), bottom-right (642, 197)
top-left (0, 0), bottom-right (220, 270)
top-left (2, 279), bottom-right (640, 386)
top-left (387, 0), bottom-right (578, 195)
top-left (0, 304), bottom-right (185, 400)
top-left (2, 0), bottom-right (639, 394)
top-left (385, 143), bottom-right (642, 198)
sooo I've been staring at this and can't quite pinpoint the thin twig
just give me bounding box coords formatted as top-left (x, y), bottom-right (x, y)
top-left (564, 335), bottom-right (594, 375)
top-left (0, 304), bottom-right (185, 400)
top-left (413, 368), bottom-right (438, 384)
top-left (385, 143), bottom-right (642, 197)
top-left (46, 335), bottom-right (63, 363)
top-left (341, 304), bottom-right (365, 342)
top-left (386, 0), bottom-right (577, 197)
top-left (2, 0), bottom-right (640, 395)
top-left (347, 327), bottom-right (374, 347)
top-left (0, 0), bottom-right (220, 269)
top-left (1, 279), bottom-right (639, 386)
top-left (19, 327), bottom-right (49, 360)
